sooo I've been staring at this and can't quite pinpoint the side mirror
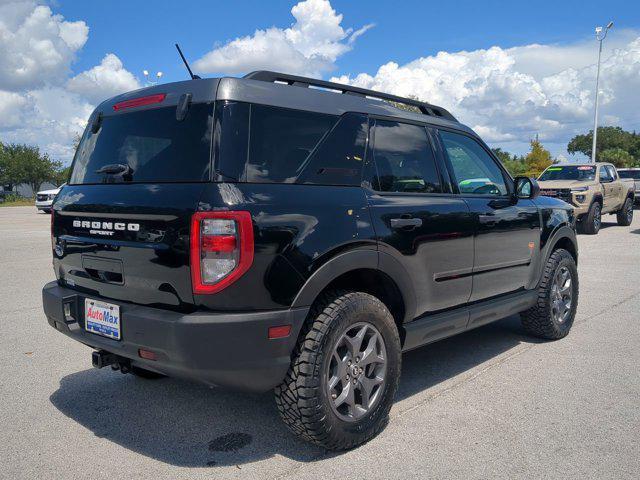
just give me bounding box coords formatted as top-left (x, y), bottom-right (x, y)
top-left (514, 176), bottom-right (540, 200)
top-left (600, 177), bottom-right (613, 184)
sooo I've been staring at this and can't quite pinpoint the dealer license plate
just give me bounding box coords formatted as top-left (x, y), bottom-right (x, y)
top-left (84, 299), bottom-right (121, 340)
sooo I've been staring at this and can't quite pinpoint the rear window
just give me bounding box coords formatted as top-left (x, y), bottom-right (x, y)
top-left (70, 103), bottom-right (213, 184)
top-left (215, 102), bottom-right (368, 186)
top-left (619, 170), bottom-right (640, 180)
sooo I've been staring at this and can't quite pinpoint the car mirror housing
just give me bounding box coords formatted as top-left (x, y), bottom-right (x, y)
top-left (514, 176), bottom-right (540, 200)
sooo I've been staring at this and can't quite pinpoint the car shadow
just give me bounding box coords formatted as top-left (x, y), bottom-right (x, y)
top-left (596, 220), bottom-right (620, 231)
top-left (50, 315), bottom-right (535, 467)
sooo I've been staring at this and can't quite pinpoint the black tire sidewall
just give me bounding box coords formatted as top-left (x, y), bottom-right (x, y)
top-left (546, 253), bottom-right (579, 337)
top-left (586, 202), bottom-right (601, 234)
top-left (617, 198), bottom-right (633, 226)
top-left (317, 294), bottom-right (401, 446)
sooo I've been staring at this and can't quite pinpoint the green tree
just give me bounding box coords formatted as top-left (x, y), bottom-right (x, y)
top-left (0, 143), bottom-right (20, 191)
top-left (567, 126), bottom-right (640, 163)
top-left (523, 139), bottom-right (553, 178)
top-left (492, 147), bottom-right (527, 177)
top-left (598, 148), bottom-right (635, 168)
top-left (3, 144), bottom-right (61, 195)
top-left (54, 165), bottom-right (72, 185)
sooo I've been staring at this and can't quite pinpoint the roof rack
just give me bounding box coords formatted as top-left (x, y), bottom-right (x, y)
top-left (243, 70), bottom-right (457, 122)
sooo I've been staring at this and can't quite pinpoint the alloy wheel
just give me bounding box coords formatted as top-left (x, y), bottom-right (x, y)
top-left (326, 322), bottom-right (387, 422)
top-left (550, 265), bottom-right (573, 324)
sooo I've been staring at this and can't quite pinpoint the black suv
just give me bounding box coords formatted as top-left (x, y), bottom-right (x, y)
top-left (43, 71), bottom-right (578, 450)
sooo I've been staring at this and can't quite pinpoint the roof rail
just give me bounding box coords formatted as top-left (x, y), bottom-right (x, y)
top-left (243, 70), bottom-right (457, 122)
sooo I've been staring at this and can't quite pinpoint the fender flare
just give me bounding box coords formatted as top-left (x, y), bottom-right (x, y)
top-left (542, 224), bottom-right (578, 267)
top-left (291, 249), bottom-right (418, 323)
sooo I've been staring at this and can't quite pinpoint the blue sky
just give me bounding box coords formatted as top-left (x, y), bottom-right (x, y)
top-left (55, 0), bottom-right (639, 83)
top-left (1, 0), bottom-right (639, 162)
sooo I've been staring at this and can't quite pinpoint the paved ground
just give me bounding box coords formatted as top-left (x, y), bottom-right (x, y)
top-left (1, 205), bottom-right (639, 479)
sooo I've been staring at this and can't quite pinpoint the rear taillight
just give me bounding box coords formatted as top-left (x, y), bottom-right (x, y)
top-left (190, 211), bottom-right (254, 294)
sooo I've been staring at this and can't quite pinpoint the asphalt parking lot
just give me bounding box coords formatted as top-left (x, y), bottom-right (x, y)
top-left (1, 205), bottom-right (639, 479)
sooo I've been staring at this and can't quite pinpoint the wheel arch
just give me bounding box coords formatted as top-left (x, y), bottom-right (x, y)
top-left (291, 249), bottom-right (417, 343)
top-left (592, 193), bottom-right (603, 206)
top-left (546, 225), bottom-right (578, 265)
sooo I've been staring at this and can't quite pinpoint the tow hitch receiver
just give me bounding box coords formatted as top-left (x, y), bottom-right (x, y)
top-left (92, 350), bottom-right (119, 369)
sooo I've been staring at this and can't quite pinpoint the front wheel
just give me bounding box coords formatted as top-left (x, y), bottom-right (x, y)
top-left (579, 202), bottom-right (601, 234)
top-left (520, 248), bottom-right (579, 340)
top-left (275, 291), bottom-right (401, 450)
top-left (616, 198), bottom-right (634, 226)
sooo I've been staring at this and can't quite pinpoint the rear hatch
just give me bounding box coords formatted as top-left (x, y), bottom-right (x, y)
top-left (52, 88), bottom-right (215, 311)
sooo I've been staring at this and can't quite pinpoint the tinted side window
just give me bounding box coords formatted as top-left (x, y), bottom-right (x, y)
top-left (369, 120), bottom-right (441, 193)
top-left (599, 166), bottom-right (612, 182)
top-left (606, 165), bottom-right (617, 180)
top-left (296, 113), bottom-right (368, 186)
top-left (439, 130), bottom-right (508, 196)
top-left (246, 105), bottom-right (336, 183)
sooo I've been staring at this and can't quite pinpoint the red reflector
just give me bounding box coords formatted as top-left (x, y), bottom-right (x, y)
top-left (202, 235), bottom-right (236, 253)
top-left (113, 93), bottom-right (166, 111)
top-left (268, 325), bottom-right (292, 339)
top-left (138, 349), bottom-right (157, 361)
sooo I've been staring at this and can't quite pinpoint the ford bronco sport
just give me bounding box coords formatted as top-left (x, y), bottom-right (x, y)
top-left (43, 71), bottom-right (579, 450)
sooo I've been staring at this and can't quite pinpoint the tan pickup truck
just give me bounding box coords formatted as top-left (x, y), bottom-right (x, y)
top-left (538, 162), bottom-right (635, 234)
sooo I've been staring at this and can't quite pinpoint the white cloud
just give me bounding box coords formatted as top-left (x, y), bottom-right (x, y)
top-left (193, 0), bottom-right (373, 77)
top-left (0, 2), bottom-right (88, 91)
top-left (0, 90), bottom-right (27, 128)
top-left (67, 53), bottom-right (141, 103)
top-left (0, 2), bottom-right (139, 163)
top-left (332, 33), bottom-right (640, 157)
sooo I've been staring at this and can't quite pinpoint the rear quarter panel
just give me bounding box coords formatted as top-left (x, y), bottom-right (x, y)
top-left (194, 183), bottom-right (376, 311)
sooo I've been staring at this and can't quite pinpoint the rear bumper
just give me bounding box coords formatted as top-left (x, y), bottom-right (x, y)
top-left (42, 281), bottom-right (308, 392)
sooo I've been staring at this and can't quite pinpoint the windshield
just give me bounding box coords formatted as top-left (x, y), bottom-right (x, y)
top-left (539, 165), bottom-right (596, 181)
top-left (619, 170), bottom-right (640, 180)
top-left (70, 103), bottom-right (213, 184)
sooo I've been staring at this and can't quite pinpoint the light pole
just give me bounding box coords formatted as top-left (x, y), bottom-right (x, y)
top-left (591, 21), bottom-right (614, 163)
top-left (142, 70), bottom-right (163, 87)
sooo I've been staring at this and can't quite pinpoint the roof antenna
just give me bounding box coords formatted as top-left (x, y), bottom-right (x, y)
top-left (175, 43), bottom-right (201, 80)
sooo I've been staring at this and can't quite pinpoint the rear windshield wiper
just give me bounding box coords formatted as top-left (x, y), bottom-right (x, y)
top-left (95, 163), bottom-right (133, 174)
top-left (96, 163), bottom-right (134, 176)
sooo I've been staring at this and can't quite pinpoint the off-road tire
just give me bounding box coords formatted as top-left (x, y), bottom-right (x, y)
top-left (616, 198), bottom-right (634, 226)
top-left (520, 248), bottom-right (578, 340)
top-left (579, 201), bottom-right (601, 234)
top-left (130, 365), bottom-right (166, 379)
top-left (275, 290), bottom-right (401, 450)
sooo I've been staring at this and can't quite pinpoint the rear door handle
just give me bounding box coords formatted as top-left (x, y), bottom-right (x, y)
top-left (390, 217), bottom-right (422, 229)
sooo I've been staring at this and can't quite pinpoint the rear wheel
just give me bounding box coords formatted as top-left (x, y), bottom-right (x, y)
top-left (579, 202), bottom-right (601, 234)
top-left (520, 248), bottom-right (578, 340)
top-left (616, 198), bottom-right (634, 226)
top-left (275, 291), bottom-right (401, 450)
